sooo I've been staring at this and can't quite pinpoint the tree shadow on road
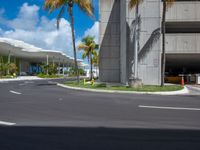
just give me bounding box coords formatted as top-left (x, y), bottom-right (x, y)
top-left (0, 126), bottom-right (200, 150)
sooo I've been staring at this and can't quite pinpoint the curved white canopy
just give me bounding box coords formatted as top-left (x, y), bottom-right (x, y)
top-left (0, 37), bottom-right (84, 66)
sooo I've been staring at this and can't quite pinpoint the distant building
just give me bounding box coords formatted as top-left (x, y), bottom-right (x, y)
top-left (0, 38), bottom-right (83, 75)
top-left (99, 0), bottom-right (200, 85)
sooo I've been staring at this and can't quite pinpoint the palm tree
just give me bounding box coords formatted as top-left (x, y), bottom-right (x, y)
top-left (78, 36), bottom-right (98, 80)
top-left (44, 0), bottom-right (94, 84)
top-left (129, 0), bottom-right (142, 81)
top-left (161, 0), bottom-right (174, 86)
top-left (92, 52), bottom-right (99, 75)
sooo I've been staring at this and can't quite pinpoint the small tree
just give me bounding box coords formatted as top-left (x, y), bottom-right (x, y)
top-left (8, 63), bottom-right (18, 75)
top-left (78, 36), bottom-right (98, 80)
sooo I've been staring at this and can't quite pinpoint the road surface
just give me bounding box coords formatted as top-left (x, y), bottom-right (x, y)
top-left (0, 79), bottom-right (200, 150)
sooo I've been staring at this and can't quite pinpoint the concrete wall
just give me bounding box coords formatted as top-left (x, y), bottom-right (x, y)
top-left (166, 2), bottom-right (200, 22)
top-left (99, 0), bottom-right (162, 85)
top-left (126, 0), bottom-right (162, 85)
top-left (99, 0), bottom-right (120, 82)
top-left (166, 34), bottom-right (200, 54)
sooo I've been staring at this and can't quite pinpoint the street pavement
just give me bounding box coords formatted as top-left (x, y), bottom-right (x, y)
top-left (0, 79), bottom-right (200, 150)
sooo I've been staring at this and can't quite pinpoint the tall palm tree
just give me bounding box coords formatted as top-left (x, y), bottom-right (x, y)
top-left (78, 36), bottom-right (98, 80)
top-left (161, 0), bottom-right (174, 86)
top-left (129, 0), bottom-right (142, 81)
top-left (44, 0), bottom-right (94, 83)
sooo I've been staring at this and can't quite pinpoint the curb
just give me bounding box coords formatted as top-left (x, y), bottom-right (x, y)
top-left (57, 83), bottom-right (189, 95)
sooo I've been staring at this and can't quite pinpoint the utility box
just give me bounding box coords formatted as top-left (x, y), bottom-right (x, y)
top-left (196, 74), bottom-right (200, 84)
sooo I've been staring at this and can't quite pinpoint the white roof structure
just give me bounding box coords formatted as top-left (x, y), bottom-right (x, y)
top-left (0, 37), bottom-right (84, 66)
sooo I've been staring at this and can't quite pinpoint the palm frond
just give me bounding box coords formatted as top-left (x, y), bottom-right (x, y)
top-left (78, 44), bottom-right (89, 50)
top-left (75, 0), bottom-right (94, 17)
top-left (44, 0), bottom-right (67, 12)
top-left (129, 0), bottom-right (142, 9)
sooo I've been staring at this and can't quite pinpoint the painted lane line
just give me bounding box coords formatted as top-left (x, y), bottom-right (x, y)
top-left (9, 90), bottom-right (22, 95)
top-left (0, 121), bottom-right (16, 126)
top-left (139, 105), bottom-right (200, 111)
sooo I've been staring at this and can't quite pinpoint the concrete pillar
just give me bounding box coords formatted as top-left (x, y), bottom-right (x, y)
top-left (58, 58), bottom-right (60, 75)
top-left (19, 60), bottom-right (22, 75)
top-left (62, 60), bottom-right (65, 76)
top-left (7, 51), bottom-right (11, 75)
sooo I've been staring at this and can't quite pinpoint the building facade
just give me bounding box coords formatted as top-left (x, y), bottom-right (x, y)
top-left (0, 38), bottom-right (83, 76)
top-left (99, 0), bottom-right (200, 85)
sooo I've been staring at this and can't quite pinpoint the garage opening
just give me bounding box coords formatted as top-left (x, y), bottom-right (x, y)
top-left (165, 54), bottom-right (200, 84)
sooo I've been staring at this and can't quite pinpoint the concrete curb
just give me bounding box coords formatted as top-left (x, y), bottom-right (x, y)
top-left (57, 83), bottom-right (189, 95)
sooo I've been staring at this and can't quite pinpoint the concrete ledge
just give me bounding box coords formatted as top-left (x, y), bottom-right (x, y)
top-left (57, 84), bottom-right (189, 95)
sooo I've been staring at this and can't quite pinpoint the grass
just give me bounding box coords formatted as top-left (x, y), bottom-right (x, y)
top-left (65, 80), bottom-right (183, 92)
top-left (0, 75), bottom-right (16, 79)
top-left (37, 74), bottom-right (64, 79)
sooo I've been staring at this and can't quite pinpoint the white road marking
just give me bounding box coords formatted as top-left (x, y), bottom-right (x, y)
top-left (139, 105), bottom-right (200, 111)
top-left (9, 90), bottom-right (22, 95)
top-left (0, 121), bottom-right (16, 126)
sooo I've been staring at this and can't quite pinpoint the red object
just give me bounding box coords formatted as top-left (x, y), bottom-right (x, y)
top-left (181, 76), bottom-right (184, 87)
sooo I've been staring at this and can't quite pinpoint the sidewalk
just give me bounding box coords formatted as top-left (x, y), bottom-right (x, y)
top-left (0, 76), bottom-right (43, 82)
top-left (186, 85), bottom-right (200, 95)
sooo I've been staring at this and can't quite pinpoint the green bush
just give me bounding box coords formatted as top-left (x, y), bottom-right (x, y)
top-left (68, 67), bottom-right (86, 76)
top-left (37, 73), bottom-right (63, 78)
top-left (0, 62), bottom-right (18, 77)
top-left (39, 63), bottom-right (58, 75)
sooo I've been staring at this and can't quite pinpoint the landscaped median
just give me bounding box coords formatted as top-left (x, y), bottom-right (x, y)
top-left (37, 73), bottom-right (64, 79)
top-left (57, 80), bottom-right (189, 95)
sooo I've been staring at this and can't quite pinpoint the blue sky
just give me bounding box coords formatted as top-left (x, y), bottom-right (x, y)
top-left (0, 0), bottom-right (99, 59)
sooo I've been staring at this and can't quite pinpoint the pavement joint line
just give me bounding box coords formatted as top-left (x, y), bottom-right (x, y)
top-left (139, 105), bottom-right (200, 111)
top-left (9, 90), bottom-right (22, 95)
top-left (0, 121), bottom-right (16, 126)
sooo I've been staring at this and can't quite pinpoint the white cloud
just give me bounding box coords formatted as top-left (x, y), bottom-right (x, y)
top-left (0, 3), bottom-right (99, 59)
top-left (8, 3), bottom-right (40, 30)
top-left (83, 21), bottom-right (99, 43)
top-left (1, 3), bottom-right (73, 55)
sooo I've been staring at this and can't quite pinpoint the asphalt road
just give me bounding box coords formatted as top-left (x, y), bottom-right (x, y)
top-left (0, 79), bottom-right (200, 150)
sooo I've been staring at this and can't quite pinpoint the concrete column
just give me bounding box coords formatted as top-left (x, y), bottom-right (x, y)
top-left (58, 58), bottom-right (60, 75)
top-left (62, 60), bottom-right (65, 76)
top-left (19, 60), bottom-right (22, 75)
top-left (7, 51), bottom-right (11, 75)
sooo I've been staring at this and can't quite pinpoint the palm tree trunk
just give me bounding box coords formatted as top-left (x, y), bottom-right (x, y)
top-left (161, 0), bottom-right (166, 87)
top-left (68, 4), bottom-right (80, 84)
top-left (90, 53), bottom-right (93, 80)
